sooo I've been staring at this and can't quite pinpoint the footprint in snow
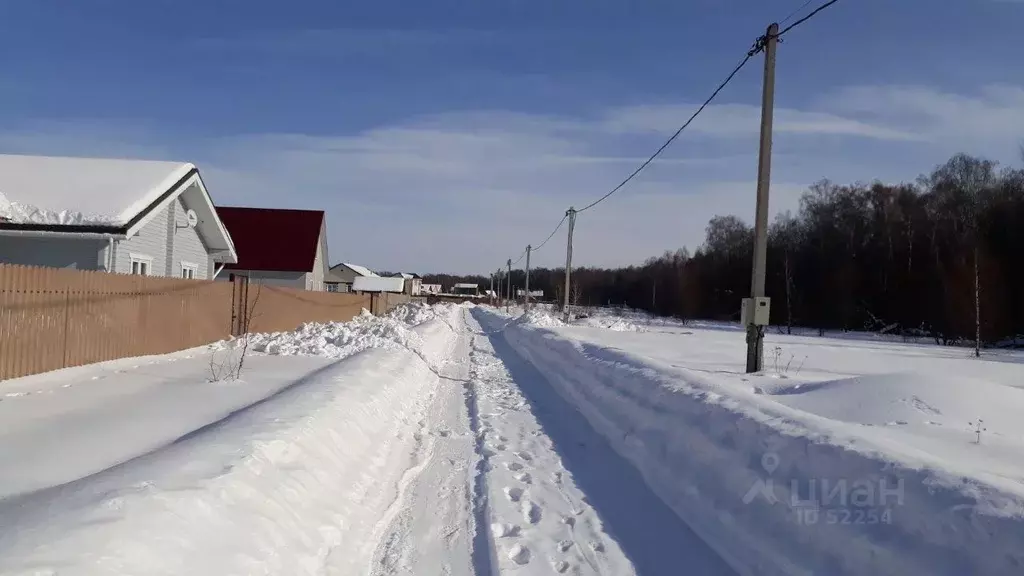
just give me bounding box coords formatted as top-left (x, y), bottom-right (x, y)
top-left (489, 444), bottom-right (506, 452)
top-left (553, 560), bottom-right (570, 573)
top-left (514, 472), bottom-right (532, 484)
top-left (561, 516), bottom-right (576, 527)
top-left (514, 451), bottom-right (533, 462)
top-left (506, 462), bottom-right (524, 472)
top-left (557, 540), bottom-right (574, 552)
top-left (505, 487), bottom-right (523, 502)
top-left (507, 543), bottom-right (531, 565)
top-left (491, 523), bottom-right (520, 538)
top-left (589, 541), bottom-right (605, 553)
top-left (522, 501), bottom-right (542, 524)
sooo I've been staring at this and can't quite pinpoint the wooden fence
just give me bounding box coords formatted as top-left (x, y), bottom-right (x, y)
top-left (0, 264), bottom-right (373, 381)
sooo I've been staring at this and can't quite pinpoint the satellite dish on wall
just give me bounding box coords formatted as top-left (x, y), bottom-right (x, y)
top-left (185, 209), bottom-right (198, 228)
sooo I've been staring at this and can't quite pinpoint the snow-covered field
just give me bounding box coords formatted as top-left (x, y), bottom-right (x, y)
top-left (2, 301), bottom-right (1023, 575)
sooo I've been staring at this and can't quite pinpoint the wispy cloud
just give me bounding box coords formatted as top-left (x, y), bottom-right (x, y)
top-left (1, 84), bottom-right (1021, 273)
top-left (601, 103), bottom-right (921, 141)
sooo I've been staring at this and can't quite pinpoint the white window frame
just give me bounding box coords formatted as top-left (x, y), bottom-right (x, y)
top-left (180, 261), bottom-right (199, 280)
top-left (129, 253), bottom-right (153, 276)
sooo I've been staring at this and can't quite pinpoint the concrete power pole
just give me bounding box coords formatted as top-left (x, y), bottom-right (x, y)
top-left (524, 245), bottom-right (532, 312)
top-left (745, 22), bottom-right (778, 374)
top-left (562, 207), bottom-right (577, 323)
top-left (489, 273), bottom-right (494, 304)
top-left (506, 259), bottom-right (512, 314)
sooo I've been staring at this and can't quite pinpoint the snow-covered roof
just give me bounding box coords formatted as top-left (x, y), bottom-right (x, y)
top-left (454, 283), bottom-right (479, 289)
top-left (0, 154), bottom-right (196, 227)
top-left (341, 263), bottom-right (378, 278)
top-left (390, 272), bottom-right (420, 279)
top-left (352, 276), bottom-right (405, 293)
top-left (0, 154), bottom-right (237, 263)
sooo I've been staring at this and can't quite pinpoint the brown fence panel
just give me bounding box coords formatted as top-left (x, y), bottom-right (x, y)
top-left (2, 264), bottom-right (378, 380)
top-left (0, 264), bottom-right (235, 380)
top-left (241, 281), bottom-right (371, 334)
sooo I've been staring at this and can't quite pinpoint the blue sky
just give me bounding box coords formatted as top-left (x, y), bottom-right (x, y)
top-left (1, 0), bottom-right (1022, 273)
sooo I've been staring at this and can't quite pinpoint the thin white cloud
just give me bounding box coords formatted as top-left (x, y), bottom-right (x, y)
top-left (1, 84), bottom-right (1021, 273)
top-left (601, 103), bottom-right (921, 141)
top-left (822, 84), bottom-right (1024, 158)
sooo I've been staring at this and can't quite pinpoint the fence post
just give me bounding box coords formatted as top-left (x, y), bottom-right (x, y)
top-left (61, 287), bottom-right (71, 368)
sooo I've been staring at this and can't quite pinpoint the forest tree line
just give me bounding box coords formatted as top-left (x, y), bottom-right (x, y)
top-left (424, 152), bottom-right (1024, 346)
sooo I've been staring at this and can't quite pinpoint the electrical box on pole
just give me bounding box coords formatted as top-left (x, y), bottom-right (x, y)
top-left (746, 22), bottom-right (778, 374)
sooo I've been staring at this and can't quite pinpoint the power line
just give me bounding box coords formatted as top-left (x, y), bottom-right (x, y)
top-left (501, 213), bottom-right (568, 272)
top-left (576, 51), bottom-right (756, 214)
top-left (777, 0), bottom-right (840, 37)
top-left (780, 0), bottom-right (815, 26)
top-left (531, 213), bottom-right (568, 252)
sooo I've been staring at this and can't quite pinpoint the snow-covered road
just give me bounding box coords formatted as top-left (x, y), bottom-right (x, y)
top-left (0, 303), bottom-right (734, 575)
top-left (5, 301), bottom-right (1022, 575)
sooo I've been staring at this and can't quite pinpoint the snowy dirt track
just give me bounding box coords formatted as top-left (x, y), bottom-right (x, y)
top-left (10, 300), bottom-right (1016, 575)
top-left (1, 303), bottom-right (734, 575)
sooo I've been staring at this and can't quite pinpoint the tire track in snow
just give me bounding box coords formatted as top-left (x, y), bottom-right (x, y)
top-left (465, 312), bottom-right (636, 575)
top-left (360, 309), bottom-right (479, 576)
top-left (462, 307), bottom-right (500, 576)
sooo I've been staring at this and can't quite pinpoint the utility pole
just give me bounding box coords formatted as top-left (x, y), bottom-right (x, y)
top-left (506, 259), bottom-right (512, 314)
top-left (562, 207), bottom-right (577, 323)
top-left (746, 22), bottom-right (778, 374)
top-left (489, 273), bottom-right (494, 304)
top-left (524, 245), bottom-right (532, 312)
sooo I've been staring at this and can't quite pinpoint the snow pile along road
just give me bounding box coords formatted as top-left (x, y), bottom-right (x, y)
top-left (0, 304), bottom-right (468, 575)
top-left (483, 307), bottom-right (1024, 576)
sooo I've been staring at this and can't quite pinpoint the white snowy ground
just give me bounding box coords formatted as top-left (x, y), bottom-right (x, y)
top-left (4, 300), bottom-right (1024, 575)
top-left (1, 302), bottom-right (732, 575)
top-left (501, 304), bottom-right (1024, 575)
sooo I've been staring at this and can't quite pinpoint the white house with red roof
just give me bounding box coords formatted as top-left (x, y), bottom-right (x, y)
top-left (0, 154), bottom-right (237, 278)
top-left (215, 206), bottom-right (330, 291)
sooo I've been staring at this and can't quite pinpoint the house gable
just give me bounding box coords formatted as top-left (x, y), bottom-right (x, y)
top-left (217, 207), bottom-right (325, 274)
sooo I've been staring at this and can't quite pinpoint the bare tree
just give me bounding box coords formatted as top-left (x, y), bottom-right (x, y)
top-left (926, 153), bottom-right (997, 357)
top-left (571, 280), bottom-right (583, 312)
top-left (209, 281), bottom-right (263, 381)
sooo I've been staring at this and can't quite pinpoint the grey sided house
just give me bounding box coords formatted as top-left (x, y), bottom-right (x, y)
top-left (0, 154), bottom-right (238, 277)
top-left (326, 262), bottom-right (378, 293)
top-left (215, 207), bottom-right (329, 291)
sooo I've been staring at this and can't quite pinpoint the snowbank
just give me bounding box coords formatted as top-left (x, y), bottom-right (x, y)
top-left (228, 302), bottom-right (460, 359)
top-left (485, 309), bottom-right (1024, 576)
top-left (0, 307), bottom-right (463, 575)
top-left (513, 309), bottom-right (565, 329)
top-left (575, 316), bottom-right (647, 332)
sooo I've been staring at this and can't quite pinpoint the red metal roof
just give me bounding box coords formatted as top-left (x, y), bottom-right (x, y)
top-left (216, 206), bottom-right (324, 272)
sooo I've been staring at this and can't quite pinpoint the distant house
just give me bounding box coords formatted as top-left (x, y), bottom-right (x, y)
top-left (216, 207), bottom-right (329, 291)
top-left (326, 262), bottom-right (378, 293)
top-left (452, 283), bottom-right (480, 296)
top-left (389, 272), bottom-right (422, 296)
top-left (352, 276), bottom-right (405, 293)
top-left (420, 283), bottom-right (442, 295)
top-left (0, 154), bottom-right (237, 277)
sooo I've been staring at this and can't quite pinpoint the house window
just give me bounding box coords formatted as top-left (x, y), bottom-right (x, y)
top-left (130, 254), bottom-right (153, 276)
top-left (180, 262), bottom-right (199, 280)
